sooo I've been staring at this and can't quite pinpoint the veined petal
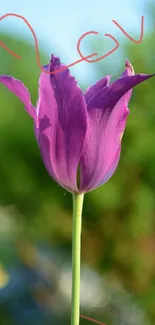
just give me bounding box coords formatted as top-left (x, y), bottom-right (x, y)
top-left (80, 64), bottom-right (154, 192)
top-left (79, 95), bottom-right (129, 191)
top-left (98, 149), bottom-right (121, 186)
top-left (84, 75), bottom-right (110, 104)
top-left (87, 73), bottom-right (154, 111)
top-left (0, 76), bottom-right (36, 119)
top-left (36, 55), bottom-right (87, 192)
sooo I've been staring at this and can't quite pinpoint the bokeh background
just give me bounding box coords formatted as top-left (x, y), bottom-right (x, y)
top-left (0, 0), bottom-right (155, 324)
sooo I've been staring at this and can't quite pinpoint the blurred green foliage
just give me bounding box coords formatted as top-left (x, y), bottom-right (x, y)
top-left (1, 15), bottom-right (155, 325)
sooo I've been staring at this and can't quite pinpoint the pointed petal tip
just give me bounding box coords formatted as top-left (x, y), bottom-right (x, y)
top-left (125, 59), bottom-right (135, 75)
top-left (125, 58), bottom-right (130, 65)
top-left (0, 75), bottom-right (36, 120)
top-left (50, 54), bottom-right (61, 71)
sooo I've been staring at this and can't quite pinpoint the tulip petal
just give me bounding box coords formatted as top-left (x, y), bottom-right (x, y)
top-left (87, 73), bottom-right (154, 111)
top-left (84, 75), bottom-right (110, 104)
top-left (97, 149), bottom-right (121, 186)
top-left (36, 56), bottom-right (87, 192)
top-left (80, 94), bottom-right (129, 191)
top-left (119, 59), bottom-right (135, 104)
top-left (0, 76), bottom-right (36, 119)
top-left (80, 72), bottom-right (154, 192)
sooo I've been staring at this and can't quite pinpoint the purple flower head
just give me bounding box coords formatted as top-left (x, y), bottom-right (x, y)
top-left (0, 55), bottom-right (154, 193)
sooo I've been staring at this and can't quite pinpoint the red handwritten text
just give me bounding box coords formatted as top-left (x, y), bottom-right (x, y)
top-left (0, 14), bottom-right (144, 74)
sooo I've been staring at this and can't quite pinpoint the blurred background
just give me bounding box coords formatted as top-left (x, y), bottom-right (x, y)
top-left (0, 0), bottom-right (155, 324)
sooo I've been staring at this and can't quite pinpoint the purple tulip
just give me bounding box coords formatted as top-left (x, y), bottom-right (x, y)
top-left (0, 55), bottom-right (153, 193)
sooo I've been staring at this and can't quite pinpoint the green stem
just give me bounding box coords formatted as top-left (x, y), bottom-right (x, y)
top-left (71, 193), bottom-right (84, 325)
